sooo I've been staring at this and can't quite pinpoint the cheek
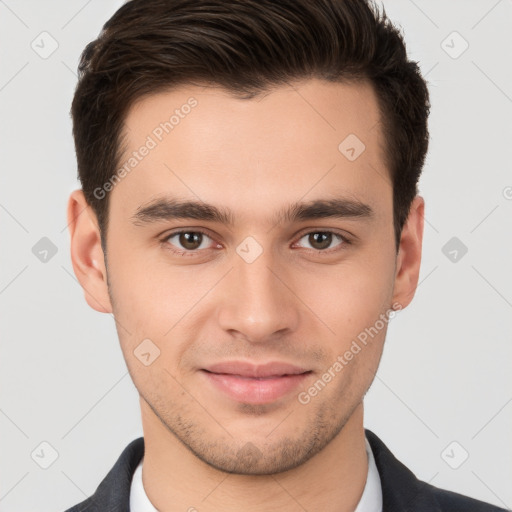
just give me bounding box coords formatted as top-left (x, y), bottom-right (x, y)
top-left (105, 247), bottom-right (216, 377)
top-left (106, 242), bottom-right (205, 330)
top-left (293, 255), bottom-right (396, 343)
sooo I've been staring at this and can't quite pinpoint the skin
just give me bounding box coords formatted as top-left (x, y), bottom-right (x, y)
top-left (67, 78), bottom-right (424, 512)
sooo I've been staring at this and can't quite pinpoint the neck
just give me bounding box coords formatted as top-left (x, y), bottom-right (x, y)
top-left (139, 398), bottom-right (368, 512)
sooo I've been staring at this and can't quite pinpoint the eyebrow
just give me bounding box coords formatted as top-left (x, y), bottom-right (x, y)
top-left (131, 196), bottom-right (374, 227)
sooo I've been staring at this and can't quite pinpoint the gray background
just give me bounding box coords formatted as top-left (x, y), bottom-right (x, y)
top-left (1, 0), bottom-right (511, 510)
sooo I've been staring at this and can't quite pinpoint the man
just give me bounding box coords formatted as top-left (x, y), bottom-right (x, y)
top-left (64, 0), bottom-right (505, 510)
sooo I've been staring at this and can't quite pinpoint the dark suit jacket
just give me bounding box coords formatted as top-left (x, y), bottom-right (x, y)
top-left (64, 429), bottom-right (507, 511)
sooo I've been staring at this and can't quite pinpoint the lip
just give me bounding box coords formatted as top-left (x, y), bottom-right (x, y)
top-left (201, 361), bottom-right (311, 404)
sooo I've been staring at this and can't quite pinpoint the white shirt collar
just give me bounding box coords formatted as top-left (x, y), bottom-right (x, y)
top-left (130, 456), bottom-right (158, 512)
top-left (130, 435), bottom-right (382, 512)
top-left (355, 436), bottom-right (383, 512)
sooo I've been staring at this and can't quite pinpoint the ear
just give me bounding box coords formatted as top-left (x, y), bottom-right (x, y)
top-left (391, 195), bottom-right (425, 309)
top-left (67, 189), bottom-right (113, 313)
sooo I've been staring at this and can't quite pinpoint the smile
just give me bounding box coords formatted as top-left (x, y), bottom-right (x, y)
top-left (201, 361), bottom-right (312, 404)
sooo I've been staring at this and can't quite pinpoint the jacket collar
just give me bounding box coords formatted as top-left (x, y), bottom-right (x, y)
top-left (75, 436), bottom-right (144, 512)
top-left (365, 429), bottom-right (442, 511)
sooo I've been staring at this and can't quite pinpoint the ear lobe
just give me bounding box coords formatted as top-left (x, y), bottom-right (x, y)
top-left (67, 189), bottom-right (113, 314)
top-left (391, 195), bottom-right (425, 309)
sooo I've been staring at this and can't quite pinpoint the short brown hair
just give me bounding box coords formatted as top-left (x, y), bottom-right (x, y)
top-left (71, 0), bottom-right (430, 251)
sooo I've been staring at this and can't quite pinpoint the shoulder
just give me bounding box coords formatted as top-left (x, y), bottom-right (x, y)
top-left (418, 479), bottom-right (508, 512)
top-left (63, 437), bottom-right (145, 512)
top-left (364, 429), bottom-right (507, 512)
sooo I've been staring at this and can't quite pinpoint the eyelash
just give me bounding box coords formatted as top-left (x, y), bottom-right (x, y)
top-left (160, 228), bottom-right (351, 258)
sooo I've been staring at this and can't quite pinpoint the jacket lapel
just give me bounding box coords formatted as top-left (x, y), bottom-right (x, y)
top-left (365, 429), bottom-right (442, 512)
top-left (65, 436), bottom-right (145, 511)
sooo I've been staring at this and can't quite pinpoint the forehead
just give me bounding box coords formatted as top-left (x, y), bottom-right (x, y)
top-left (113, 78), bottom-right (390, 223)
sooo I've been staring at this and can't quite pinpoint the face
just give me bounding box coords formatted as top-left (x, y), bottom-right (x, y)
top-left (69, 78), bottom-right (423, 475)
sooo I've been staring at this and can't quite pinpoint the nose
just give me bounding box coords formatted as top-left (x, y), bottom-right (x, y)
top-left (216, 246), bottom-right (300, 344)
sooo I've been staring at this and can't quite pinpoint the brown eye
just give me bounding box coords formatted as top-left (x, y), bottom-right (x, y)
top-left (309, 232), bottom-right (332, 250)
top-left (164, 230), bottom-right (213, 253)
top-left (179, 232), bottom-right (203, 250)
top-left (296, 231), bottom-right (346, 252)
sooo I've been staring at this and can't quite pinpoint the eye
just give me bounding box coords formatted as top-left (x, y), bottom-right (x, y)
top-left (294, 231), bottom-right (347, 252)
top-left (163, 230), bottom-right (217, 255)
top-left (160, 228), bottom-right (350, 258)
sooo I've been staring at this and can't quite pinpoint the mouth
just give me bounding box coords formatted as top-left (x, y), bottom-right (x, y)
top-left (200, 361), bottom-right (312, 404)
